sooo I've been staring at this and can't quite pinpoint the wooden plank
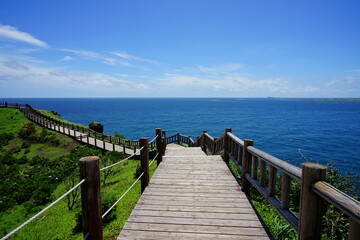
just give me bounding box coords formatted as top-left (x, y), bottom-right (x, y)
top-left (118, 144), bottom-right (269, 239)
top-left (122, 222), bottom-right (268, 236)
top-left (119, 230), bottom-right (270, 240)
top-left (129, 209), bottom-right (259, 220)
top-left (127, 215), bottom-right (264, 227)
top-left (134, 204), bottom-right (257, 214)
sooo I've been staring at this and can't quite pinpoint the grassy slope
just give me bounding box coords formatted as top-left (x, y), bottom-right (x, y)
top-left (3, 159), bottom-right (157, 240)
top-left (0, 108), bottom-right (77, 160)
top-left (0, 108), bottom-right (157, 239)
top-left (37, 109), bottom-right (87, 128)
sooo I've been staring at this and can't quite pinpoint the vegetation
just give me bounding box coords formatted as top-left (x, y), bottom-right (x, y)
top-left (114, 131), bottom-right (125, 139)
top-left (36, 110), bottom-right (86, 128)
top-left (228, 154), bottom-right (359, 240)
top-left (0, 108), bottom-right (157, 239)
top-left (89, 121), bottom-right (103, 133)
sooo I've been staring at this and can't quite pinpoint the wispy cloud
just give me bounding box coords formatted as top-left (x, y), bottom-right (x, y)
top-left (0, 55), bottom-right (150, 90)
top-left (327, 75), bottom-right (360, 86)
top-left (0, 24), bottom-right (48, 47)
top-left (109, 51), bottom-right (159, 64)
top-left (197, 64), bottom-right (244, 74)
top-left (60, 48), bottom-right (118, 66)
top-left (161, 65), bottom-right (318, 94)
top-left (61, 55), bottom-right (75, 61)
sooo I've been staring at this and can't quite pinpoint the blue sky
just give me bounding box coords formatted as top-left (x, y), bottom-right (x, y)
top-left (0, 0), bottom-right (359, 97)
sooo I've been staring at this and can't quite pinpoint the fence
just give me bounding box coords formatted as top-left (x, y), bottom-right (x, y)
top-left (194, 128), bottom-right (360, 240)
top-left (0, 102), bottom-right (146, 152)
top-left (1, 129), bottom-right (165, 240)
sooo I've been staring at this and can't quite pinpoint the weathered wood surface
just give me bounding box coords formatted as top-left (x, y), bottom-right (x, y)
top-left (118, 144), bottom-right (270, 239)
top-left (37, 120), bottom-right (136, 154)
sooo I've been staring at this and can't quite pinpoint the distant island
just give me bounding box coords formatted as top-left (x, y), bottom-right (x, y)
top-left (294, 98), bottom-right (360, 101)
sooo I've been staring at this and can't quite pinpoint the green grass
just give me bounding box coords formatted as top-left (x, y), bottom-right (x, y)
top-left (0, 107), bottom-right (158, 239)
top-left (0, 157), bottom-right (157, 240)
top-left (37, 109), bottom-right (87, 128)
top-left (0, 108), bottom-right (32, 134)
top-left (0, 108), bottom-right (76, 160)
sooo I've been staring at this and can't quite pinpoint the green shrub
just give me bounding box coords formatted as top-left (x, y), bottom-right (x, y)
top-left (114, 131), bottom-right (125, 139)
top-left (89, 122), bottom-right (103, 133)
top-left (21, 142), bottom-right (30, 149)
top-left (0, 133), bottom-right (14, 148)
top-left (18, 123), bottom-right (36, 139)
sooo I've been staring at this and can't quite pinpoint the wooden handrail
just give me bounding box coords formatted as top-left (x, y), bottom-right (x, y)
top-left (194, 127), bottom-right (360, 239)
top-left (312, 181), bottom-right (360, 223)
top-left (247, 146), bottom-right (302, 180)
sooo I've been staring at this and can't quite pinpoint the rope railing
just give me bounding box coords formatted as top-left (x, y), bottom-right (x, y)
top-left (101, 150), bottom-right (159, 219)
top-left (99, 146), bottom-right (144, 171)
top-left (102, 171), bottom-right (144, 219)
top-left (149, 134), bottom-right (159, 144)
top-left (1, 179), bottom-right (86, 240)
top-left (149, 152), bottom-right (159, 167)
top-left (82, 232), bottom-right (90, 240)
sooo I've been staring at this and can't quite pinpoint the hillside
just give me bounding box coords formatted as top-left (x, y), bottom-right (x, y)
top-left (0, 108), bottom-right (157, 239)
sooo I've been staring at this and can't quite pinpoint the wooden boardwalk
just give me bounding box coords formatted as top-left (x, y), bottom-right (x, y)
top-left (118, 144), bottom-right (270, 239)
top-left (40, 121), bottom-right (136, 154)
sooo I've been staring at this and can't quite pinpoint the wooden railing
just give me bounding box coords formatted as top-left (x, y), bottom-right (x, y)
top-left (3, 101), bottom-right (359, 239)
top-left (166, 133), bottom-right (194, 147)
top-left (194, 128), bottom-right (360, 240)
top-left (0, 102), bottom-right (156, 152)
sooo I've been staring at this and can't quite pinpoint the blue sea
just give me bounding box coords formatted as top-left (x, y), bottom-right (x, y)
top-left (3, 98), bottom-right (360, 176)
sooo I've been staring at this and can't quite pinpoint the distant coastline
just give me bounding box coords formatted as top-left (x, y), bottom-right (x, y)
top-left (294, 98), bottom-right (360, 101)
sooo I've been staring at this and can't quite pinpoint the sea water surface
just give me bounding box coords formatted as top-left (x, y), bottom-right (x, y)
top-left (3, 98), bottom-right (360, 176)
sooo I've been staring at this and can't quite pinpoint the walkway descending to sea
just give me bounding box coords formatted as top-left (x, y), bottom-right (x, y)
top-left (118, 144), bottom-right (270, 239)
top-left (35, 117), bottom-right (136, 154)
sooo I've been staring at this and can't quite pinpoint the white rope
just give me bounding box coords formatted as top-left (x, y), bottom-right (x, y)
top-left (100, 146), bottom-right (144, 171)
top-left (102, 172), bottom-right (144, 218)
top-left (149, 134), bottom-right (159, 144)
top-left (1, 179), bottom-right (86, 240)
top-left (82, 232), bottom-right (89, 240)
top-left (149, 152), bottom-right (159, 167)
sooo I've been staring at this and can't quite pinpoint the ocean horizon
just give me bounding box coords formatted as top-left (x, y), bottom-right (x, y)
top-left (2, 97), bottom-right (360, 177)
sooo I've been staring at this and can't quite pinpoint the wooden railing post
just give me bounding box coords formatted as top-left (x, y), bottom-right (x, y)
top-left (177, 133), bottom-right (180, 144)
top-left (241, 139), bottom-right (253, 192)
top-left (162, 130), bottom-right (166, 154)
top-left (213, 137), bottom-right (217, 154)
top-left (101, 134), bottom-right (105, 149)
top-left (223, 128), bottom-right (232, 165)
top-left (139, 137), bottom-right (149, 193)
top-left (79, 156), bottom-right (103, 240)
top-left (156, 128), bottom-right (163, 166)
top-left (201, 130), bottom-right (207, 152)
top-left (349, 218), bottom-right (360, 240)
top-left (298, 163), bottom-right (327, 240)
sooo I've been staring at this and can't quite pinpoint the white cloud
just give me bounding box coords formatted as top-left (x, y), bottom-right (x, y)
top-left (109, 51), bottom-right (159, 64)
top-left (0, 55), bottom-right (146, 90)
top-left (197, 64), bottom-right (244, 75)
top-left (61, 56), bottom-right (75, 61)
top-left (327, 76), bottom-right (360, 86)
top-left (60, 48), bottom-right (117, 65)
top-left (161, 66), bottom-right (318, 94)
top-left (0, 24), bottom-right (48, 47)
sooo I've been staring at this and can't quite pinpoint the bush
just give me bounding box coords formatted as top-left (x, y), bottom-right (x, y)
top-left (21, 142), bottom-right (30, 149)
top-left (0, 133), bottom-right (15, 148)
top-left (18, 123), bottom-right (36, 139)
top-left (89, 122), bottom-right (103, 133)
top-left (114, 132), bottom-right (125, 139)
